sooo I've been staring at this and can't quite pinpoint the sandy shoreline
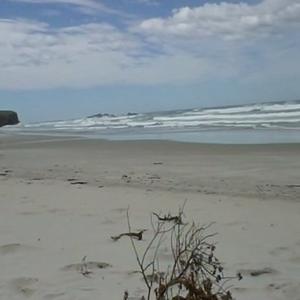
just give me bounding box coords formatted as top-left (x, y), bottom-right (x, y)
top-left (0, 134), bottom-right (300, 299)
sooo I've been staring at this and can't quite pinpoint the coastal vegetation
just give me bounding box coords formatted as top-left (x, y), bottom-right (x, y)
top-left (124, 205), bottom-right (241, 300)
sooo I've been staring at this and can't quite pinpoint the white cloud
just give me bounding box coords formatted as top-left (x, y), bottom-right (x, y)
top-left (0, 18), bottom-right (219, 89)
top-left (137, 0), bottom-right (300, 41)
top-left (1, 0), bottom-right (300, 90)
top-left (0, 20), bottom-right (135, 67)
top-left (10, 0), bottom-right (130, 16)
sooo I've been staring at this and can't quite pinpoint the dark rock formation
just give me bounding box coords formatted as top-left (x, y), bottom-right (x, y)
top-left (0, 111), bottom-right (20, 127)
top-left (88, 113), bottom-right (116, 118)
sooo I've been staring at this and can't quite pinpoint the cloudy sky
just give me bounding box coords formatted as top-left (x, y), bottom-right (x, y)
top-left (0, 0), bottom-right (300, 122)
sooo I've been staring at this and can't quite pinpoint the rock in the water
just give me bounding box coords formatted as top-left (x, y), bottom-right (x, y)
top-left (0, 111), bottom-right (19, 127)
top-left (88, 113), bottom-right (116, 118)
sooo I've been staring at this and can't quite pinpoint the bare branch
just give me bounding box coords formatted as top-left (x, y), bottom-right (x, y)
top-left (125, 204), bottom-right (240, 300)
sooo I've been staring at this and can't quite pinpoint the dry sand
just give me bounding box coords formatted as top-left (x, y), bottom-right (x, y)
top-left (0, 134), bottom-right (300, 299)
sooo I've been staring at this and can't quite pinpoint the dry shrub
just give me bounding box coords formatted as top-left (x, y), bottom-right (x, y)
top-left (126, 204), bottom-right (241, 300)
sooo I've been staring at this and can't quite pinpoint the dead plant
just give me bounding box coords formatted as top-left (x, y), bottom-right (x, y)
top-left (126, 204), bottom-right (241, 300)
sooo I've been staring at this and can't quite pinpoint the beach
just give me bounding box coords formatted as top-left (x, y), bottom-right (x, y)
top-left (0, 134), bottom-right (300, 300)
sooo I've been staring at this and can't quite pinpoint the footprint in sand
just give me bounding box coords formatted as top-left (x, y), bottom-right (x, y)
top-left (281, 283), bottom-right (300, 300)
top-left (48, 208), bottom-right (65, 214)
top-left (101, 218), bottom-right (115, 225)
top-left (268, 282), bottom-right (300, 300)
top-left (269, 246), bottom-right (289, 256)
top-left (0, 243), bottom-right (37, 255)
top-left (10, 277), bottom-right (38, 297)
top-left (288, 256), bottom-right (300, 263)
top-left (44, 292), bottom-right (66, 299)
top-left (61, 261), bottom-right (111, 273)
top-left (232, 287), bottom-right (248, 294)
top-left (238, 267), bottom-right (278, 277)
top-left (19, 211), bottom-right (41, 216)
top-left (111, 207), bottom-right (127, 213)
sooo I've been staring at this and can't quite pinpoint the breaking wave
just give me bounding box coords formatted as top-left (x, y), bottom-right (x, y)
top-left (22, 100), bottom-right (300, 132)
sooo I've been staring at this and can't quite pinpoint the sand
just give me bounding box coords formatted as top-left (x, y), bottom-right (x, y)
top-left (0, 134), bottom-right (300, 300)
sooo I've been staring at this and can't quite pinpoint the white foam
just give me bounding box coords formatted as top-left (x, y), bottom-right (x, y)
top-left (18, 101), bottom-right (300, 132)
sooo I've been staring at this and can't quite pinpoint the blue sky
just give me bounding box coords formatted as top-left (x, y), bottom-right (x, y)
top-left (0, 0), bottom-right (300, 122)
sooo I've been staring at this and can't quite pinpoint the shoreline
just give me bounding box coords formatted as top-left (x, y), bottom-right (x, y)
top-left (2, 131), bottom-right (300, 146)
top-left (2, 125), bottom-right (300, 145)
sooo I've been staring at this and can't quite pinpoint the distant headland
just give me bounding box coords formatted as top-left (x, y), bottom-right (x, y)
top-left (0, 111), bottom-right (20, 127)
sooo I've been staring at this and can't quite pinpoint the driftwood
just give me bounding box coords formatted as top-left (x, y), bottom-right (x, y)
top-left (111, 229), bottom-right (147, 241)
top-left (123, 291), bottom-right (129, 300)
top-left (153, 212), bottom-right (183, 225)
top-left (79, 256), bottom-right (93, 277)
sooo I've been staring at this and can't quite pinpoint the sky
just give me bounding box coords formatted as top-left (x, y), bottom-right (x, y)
top-left (0, 0), bottom-right (300, 122)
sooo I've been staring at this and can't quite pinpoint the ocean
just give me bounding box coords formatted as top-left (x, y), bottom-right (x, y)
top-left (3, 100), bottom-right (300, 144)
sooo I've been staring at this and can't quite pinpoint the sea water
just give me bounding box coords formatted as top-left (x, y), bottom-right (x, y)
top-left (4, 100), bottom-right (300, 144)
